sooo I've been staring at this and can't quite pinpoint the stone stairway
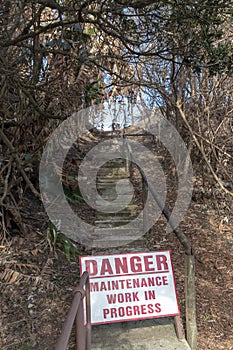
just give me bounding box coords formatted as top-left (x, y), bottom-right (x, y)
top-left (93, 139), bottom-right (145, 251)
top-left (90, 138), bottom-right (191, 350)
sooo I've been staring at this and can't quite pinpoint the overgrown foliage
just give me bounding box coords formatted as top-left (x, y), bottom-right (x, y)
top-left (0, 0), bottom-right (232, 238)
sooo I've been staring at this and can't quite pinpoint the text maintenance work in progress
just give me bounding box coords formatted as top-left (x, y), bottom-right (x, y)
top-left (80, 250), bottom-right (180, 324)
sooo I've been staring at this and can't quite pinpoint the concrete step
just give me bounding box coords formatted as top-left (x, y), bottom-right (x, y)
top-left (91, 318), bottom-right (191, 350)
top-left (95, 196), bottom-right (133, 209)
top-left (96, 183), bottom-right (131, 192)
top-left (92, 239), bottom-right (143, 248)
top-left (78, 162), bottom-right (124, 173)
top-left (97, 184), bottom-right (132, 192)
top-left (95, 219), bottom-right (131, 227)
top-left (93, 227), bottom-right (143, 247)
top-left (100, 167), bottom-right (126, 173)
top-left (91, 237), bottom-right (147, 255)
top-left (97, 205), bottom-right (139, 218)
top-left (97, 193), bottom-right (134, 201)
top-left (97, 177), bottom-right (130, 182)
top-left (98, 169), bottom-right (129, 177)
top-left (97, 175), bottom-right (130, 180)
top-left (94, 153), bottom-right (123, 160)
top-left (100, 161), bottom-right (126, 168)
top-left (97, 143), bottom-right (122, 150)
top-left (93, 226), bottom-right (143, 236)
top-left (96, 183), bottom-right (118, 190)
top-left (97, 179), bottom-right (130, 187)
top-left (97, 174), bottom-right (130, 181)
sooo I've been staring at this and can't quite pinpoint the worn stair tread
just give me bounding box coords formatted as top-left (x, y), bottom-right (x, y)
top-left (92, 237), bottom-right (144, 248)
top-left (97, 184), bottom-right (132, 191)
top-left (98, 170), bottom-right (129, 176)
top-left (91, 238), bottom-right (147, 255)
top-left (91, 318), bottom-right (191, 350)
top-left (95, 206), bottom-right (134, 212)
top-left (95, 219), bottom-right (131, 224)
top-left (96, 195), bottom-right (133, 204)
top-left (97, 177), bottom-right (130, 181)
top-left (98, 168), bottom-right (127, 174)
top-left (94, 153), bottom-right (123, 159)
top-left (97, 178), bottom-right (130, 185)
top-left (96, 185), bottom-right (131, 192)
top-left (97, 210), bottom-right (139, 219)
top-left (95, 219), bottom-right (131, 227)
top-left (93, 237), bottom-right (146, 245)
top-left (96, 195), bottom-right (133, 202)
top-left (96, 193), bottom-right (133, 201)
top-left (97, 179), bottom-right (131, 185)
top-left (95, 213), bottom-right (137, 220)
top-left (94, 223), bottom-right (131, 228)
top-left (93, 227), bottom-right (143, 237)
top-left (97, 176), bottom-right (130, 182)
top-left (99, 162), bottom-right (126, 168)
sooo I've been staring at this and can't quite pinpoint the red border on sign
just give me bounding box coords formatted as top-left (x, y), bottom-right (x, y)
top-left (80, 250), bottom-right (180, 325)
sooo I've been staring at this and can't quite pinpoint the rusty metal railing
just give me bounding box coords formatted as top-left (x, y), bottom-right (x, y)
top-left (55, 271), bottom-right (91, 350)
top-left (123, 136), bottom-right (197, 350)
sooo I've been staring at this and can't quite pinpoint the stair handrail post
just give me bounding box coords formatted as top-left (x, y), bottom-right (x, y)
top-left (142, 176), bottom-right (148, 234)
top-left (122, 135), bottom-right (130, 173)
top-left (185, 253), bottom-right (197, 350)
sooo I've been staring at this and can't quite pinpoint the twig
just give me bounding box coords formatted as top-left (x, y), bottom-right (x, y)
top-left (0, 157), bottom-right (12, 205)
top-left (192, 131), bottom-right (231, 159)
top-left (176, 100), bottom-right (233, 197)
top-left (0, 129), bottom-right (41, 199)
top-left (1, 208), bottom-right (8, 244)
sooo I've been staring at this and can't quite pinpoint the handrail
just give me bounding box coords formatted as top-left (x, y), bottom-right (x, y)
top-left (55, 271), bottom-right (91, 350)
top-left (123, 136), bottom-right (197, 350)
top-left (124, 137), bottom-right (192, 254)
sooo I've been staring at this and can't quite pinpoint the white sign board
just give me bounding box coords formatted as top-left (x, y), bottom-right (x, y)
top-left (80, 251), bottom-right (179, 324)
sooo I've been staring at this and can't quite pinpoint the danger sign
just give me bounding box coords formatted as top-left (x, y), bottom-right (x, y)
top-left (80, 251), bottom-right (179, 324)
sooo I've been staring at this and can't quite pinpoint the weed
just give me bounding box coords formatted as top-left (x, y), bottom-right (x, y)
top-left (47, 221), bottom-right (79, 261)
top-left (63, 183), bottom-right (85, 204)
top-left (205, 313), bottom-right (212, 321)
top-left (21, 342), bottom-right (31, 350)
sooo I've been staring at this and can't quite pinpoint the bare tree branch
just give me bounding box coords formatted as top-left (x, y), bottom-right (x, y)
top-left (176, 101), bottom-right (233, 197)
top-left (0, 130), bottom-right (41, 199)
